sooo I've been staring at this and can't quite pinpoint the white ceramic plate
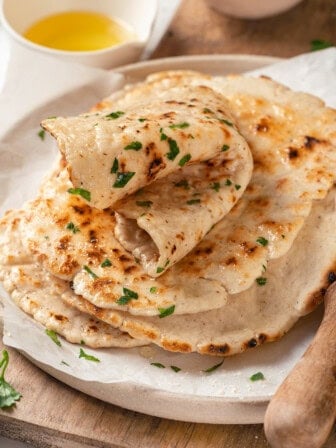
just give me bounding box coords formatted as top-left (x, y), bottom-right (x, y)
top-left (1, 54), bottom-right (323, 425)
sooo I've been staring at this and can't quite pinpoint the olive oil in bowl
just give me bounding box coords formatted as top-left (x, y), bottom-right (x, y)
top-left (23, 11), bottom-right (136, 52)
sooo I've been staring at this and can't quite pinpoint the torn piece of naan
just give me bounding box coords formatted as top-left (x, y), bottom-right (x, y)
top-left (98, 71), bottom-right (336, 293)
top-left (21, 168), bottom-right (228, 316)
top-left (113, 149), bottom-right (251, 277)
top-left (61, 187), bottom-right (336, 356)
top-left (42, 84), bottom-right (251, 209)
top-left (0, 211), bottom-right (146, 348)
top-left (42, 84), bottom-right (253, 276)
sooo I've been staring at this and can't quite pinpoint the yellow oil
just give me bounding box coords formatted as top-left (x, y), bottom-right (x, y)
top-left (23, 11), bottom-right (135, 52)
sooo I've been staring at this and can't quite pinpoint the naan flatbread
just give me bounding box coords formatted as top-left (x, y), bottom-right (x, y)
top-left (23, 72), bottom-right (336, 316)
top-left (0, 211), bottom-right (146, 348)
top-left (61, 187), bottom-right (336, 355)
top-left (21, 167), bottom-right (228, 316)
top-left (4, 186), bottom-right (335, 356)
top-left (101, 71), bottom-right (336, 293)
top-left (43, 85), bottom-right (253, 276)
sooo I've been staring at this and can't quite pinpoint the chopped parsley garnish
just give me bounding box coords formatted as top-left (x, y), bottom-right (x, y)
top-left (221, 144), bottom-right (230, 152)
top-left (79, 348), bottom-right (100, 363)
top-left (262, 264), bottom-right (267, 272)
top-left (160, 128), bottom-right (168, 141)
top-left (66, 222), bottom-right (80, 234)
top-left (123, 288), bottom-right (138, 299)
top-left (203, 359), bottom-right (224, 373)
top-left (166, 138), bottom-right (180, 160)
top-left (250, 372), bottom-right (265, 382)
top-left (155, 260), bottom-right (169, 274)
top-left (80, 340), bottom-right (85, 345)
top-left (169, 122), bottom-right (190, 129)
top-left (116, 287), bottom-right (138, 305)
top-left (256, 277), bottom-right (267, 286)
top-left (170, 365), bottom-right (181, 373)
top-left (101, 258), bottom-right (112, 268)
top-left (203, 108), bottom-right (233, 126)
top-left (174, 179), bottom-right (189, 189)
top-left (0, 350), bottom-right (21, 408)
top-left (235, 184), bottom-right (241, 190)
top-left (45, 329), bottom-right (61, 347)
top-left (186, 199), bottom-right (201, 205)
top-left (150, 286), bottom-right (157, 294)
top-left (61, 360), bottom-right (70, 367)
top-left (38, 129), bottom-right (45, 141)
top-left (158, 305), bottom-right (175, 318)
top-left (136, 200), bottom-right (153, 208)
top-left (67, 188), bottom-right (91, 202)
top-left (111, 158), bottom-right (119, 174)
top-left (211, 182), bottom-right (220, 192)
top-left (225, 179), bottom-right (232, 186)
top-left (219, 118), bottom-right (234, 127)
top-left (138, 118), bottom-right (147, 122)
top-left (124, 141), bottom-right (142, 151)
top-left (150, 362), bottom-right (165, 368)
top-left (310, 39), bottom-right (333, 51)
top-left (113, 172), bottom-right (135, 188)
top-left (256, 237), bottom-right (268, 247)
top-left (178, 153), bottom-right (191, 167)
top-left (83, 265), bottom-right (99, 279)
top-left (105, 111), bottom-right (124, 119)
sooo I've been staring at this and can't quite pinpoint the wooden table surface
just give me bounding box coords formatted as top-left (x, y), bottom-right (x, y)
top-left (1, 0), bottom-right (336, 447)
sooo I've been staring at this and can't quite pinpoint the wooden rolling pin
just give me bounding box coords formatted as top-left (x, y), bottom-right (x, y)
top-left (264, 281), bottom-right (336, 448)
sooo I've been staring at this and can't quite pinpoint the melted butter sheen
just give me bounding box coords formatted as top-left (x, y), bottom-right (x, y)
top-left (23, 11), bottom-right (135, 51)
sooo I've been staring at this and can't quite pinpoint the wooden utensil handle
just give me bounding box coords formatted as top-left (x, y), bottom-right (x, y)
top-left (264, 282), bottom-right (336, 448)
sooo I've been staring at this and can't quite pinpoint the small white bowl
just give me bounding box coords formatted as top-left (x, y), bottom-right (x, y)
top-left (0, 0), bottom-right (158, 69)
top-left (207, 0), bottom-right (304, 19)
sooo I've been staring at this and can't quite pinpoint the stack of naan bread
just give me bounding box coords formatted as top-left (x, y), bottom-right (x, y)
top-left (1, 71), bottom-right (336, 356)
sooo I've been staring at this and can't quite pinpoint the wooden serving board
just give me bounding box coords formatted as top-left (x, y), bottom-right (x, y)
top-left (1, 0), bottom-right (336, 446)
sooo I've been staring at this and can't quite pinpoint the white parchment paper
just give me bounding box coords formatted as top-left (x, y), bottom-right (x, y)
top-left (0, 48), bottom-right (336, 402)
